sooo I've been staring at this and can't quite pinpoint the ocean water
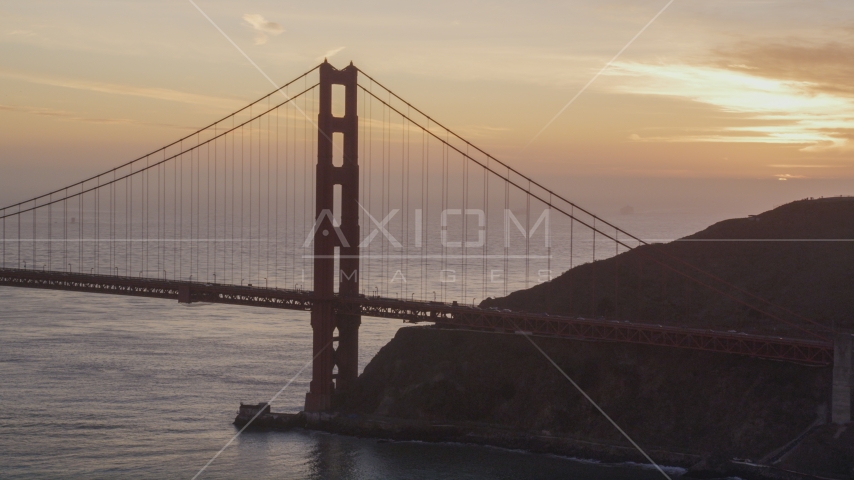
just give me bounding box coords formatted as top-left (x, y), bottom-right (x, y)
top-left (0, 211), bottom-right (733, 479)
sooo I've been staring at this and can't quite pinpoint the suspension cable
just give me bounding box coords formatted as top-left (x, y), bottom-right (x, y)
top-left (1, 65), bottom-right (321, 213)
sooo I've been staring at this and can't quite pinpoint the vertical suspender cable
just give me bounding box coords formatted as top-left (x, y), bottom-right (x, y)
top-left (228, 121), bottom-right (233, 283)
top-left (445, 137), bottom-right (449, 301)
top-left (267, 97), bottom-right (271, 287)
top-left (145, 157), bottom-right (149, 276)
top-left (592, 218), bottom-right (596, 316)
top-left (359, 85), bottom-right (365, 294)
top-left (308, 80), bottom-right (313, 290)
top-left (290, 96), bottom-right (295, 287)
top-left (302, 81), bottom-right (309, 286)
top-left (18, 203), bottom-right (21, 268)
top-left (48, 194), bottom-right (52, 271)
top-left (143, 160), bottom-right (146, 275)
top-left (257, 113), bottom-right (261, 285)
top-left (401, 108), bottom-right (407, 298)
top-left (462, 146), bottom-right (468, 303)
top-left (260, 104), bottom-right (264, 286)
top-left (403, 108), bottom-right (408, 298)
top-left (525, 185), bottom-right (530, 289)
top-left (207, 131), bottom-right (211, 281)
top-left (401, 106), bottom-right (412, 296)
top-left (128, 168), bottom-right (132, 276)
top-left (96, 180), bottom-right (98, 273)
top-left (180, 148), bottom-right (184, 280)
top-left (275, 104), bottom-right (279, 288)
top-left (197, 138), bottom-right (201, 280)
top-left (157, 161), bottom-right (160, 276)
top-left (200, 136), bottom-right (204, 279)
top-left (65, 188), bottom-right (69, 271)
top-left (422, 118), bottom-right (427, 301)
top-left (386, 92), bottom-right (391, 297)
top-left (360, 89), bottom-right (370, 290)
top-left (106, 177), bottom-right (110, 274)
top-left (615, 229), bottom-right (619, 318)
top-left (157, 156), bottom-right (160, 276)
top-left (249, 112), bottom-right (253, 285)
top-left (284, 99), bottom-right (289, 286)
top-left (80, 183), bottom-right (83, 273)
top-left (174, 148), bottom-right (177, 280)
top-left (191, 147), bottom-right (195, 279)
top-left (367, 83), bottom-right (373, 294)
top-left (241, 125), bottom-right (245, 283)
top-left (569, 206), bottom-right (574, 314)
top-left (381, 94), bottom-right (387, 296)
top-left (161, 155), bottom-right (165, 277)
top-left (465, 147), bottom-right (471, 303)
top-left (291, 93), bottom-right (296, 287)
top-left (111, 173), bottom-right (114, 274)
top-left (215, 125), bottom-right (218, 282)
top-left (547, 193), bottom-right (552, 287)
top-left (33, 200), bottom-right (37, 271)
top-left (162, 157), bottom-right (165, 277)
top-left (231, 118), bottom-right (236, 283)
top-left (503, 176), bottom-right (508, 297)
top-left (440, 141), bottom-right (446, 302)
top-left (483, 162), bottom-right (488, 301)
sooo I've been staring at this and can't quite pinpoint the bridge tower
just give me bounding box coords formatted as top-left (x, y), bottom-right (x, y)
top-left (304, 61), bottom-right (361, 412)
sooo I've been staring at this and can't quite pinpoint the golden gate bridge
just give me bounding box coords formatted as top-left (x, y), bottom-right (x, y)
top-left (0, 61), bottom-right (846, 418)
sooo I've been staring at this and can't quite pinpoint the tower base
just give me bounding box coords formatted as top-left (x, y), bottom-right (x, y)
top-left (304, 392), bottom-right (333, 413)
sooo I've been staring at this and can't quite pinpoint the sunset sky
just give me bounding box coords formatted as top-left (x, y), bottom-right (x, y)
top-left (2, 0), bottom-right (853, 217)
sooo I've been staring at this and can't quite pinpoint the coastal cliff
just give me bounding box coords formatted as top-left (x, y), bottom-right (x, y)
top-left (333, 326), bottom-right (836, 472)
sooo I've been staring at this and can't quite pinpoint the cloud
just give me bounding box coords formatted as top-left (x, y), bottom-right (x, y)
top-left (767, 164), bottom-right (833, 168)
top-left (452, 123), bottom-right (510, 138)
top-left (727, 64), bottom-right (756, 70)
top-left (774, 174), bottom-right (805, 181)
top-left (713, 40), bottom-right (854, 97)
top-left (316, 47), bottom-right (346, 62)
top-left (0, 71), bottom-right (241, 109)
top-left (243, 14), bottom-right (284, 45)
top-left (605, 61), bottom-right (854, 151)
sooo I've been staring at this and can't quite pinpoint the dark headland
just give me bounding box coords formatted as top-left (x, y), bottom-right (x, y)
top-left (253, 197), bottom-right (854, 479)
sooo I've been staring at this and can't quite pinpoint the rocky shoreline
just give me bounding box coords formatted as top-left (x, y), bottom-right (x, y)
top-left (236, 407), bottom-right (846, 479)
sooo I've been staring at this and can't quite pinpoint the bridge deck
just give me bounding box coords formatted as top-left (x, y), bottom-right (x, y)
top-left (0, 268), bottom-right (832, 365)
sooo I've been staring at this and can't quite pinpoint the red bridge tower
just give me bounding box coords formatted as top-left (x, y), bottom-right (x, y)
top-left (304, 61), bottom-right (361, 412)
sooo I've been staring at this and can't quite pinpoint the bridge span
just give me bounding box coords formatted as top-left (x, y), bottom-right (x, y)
top-left (1, 267), bottom-right (832, 366)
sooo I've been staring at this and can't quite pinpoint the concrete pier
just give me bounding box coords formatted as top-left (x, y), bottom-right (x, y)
top-left (832, 333), bottom-right (852, 424)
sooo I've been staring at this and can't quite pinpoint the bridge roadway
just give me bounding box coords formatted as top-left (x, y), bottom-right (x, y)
top-left (0, 267), bottom-right (832, 366)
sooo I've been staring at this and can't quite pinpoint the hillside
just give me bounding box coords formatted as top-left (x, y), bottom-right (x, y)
top-left (482, 197), bottom-right (854, 338)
